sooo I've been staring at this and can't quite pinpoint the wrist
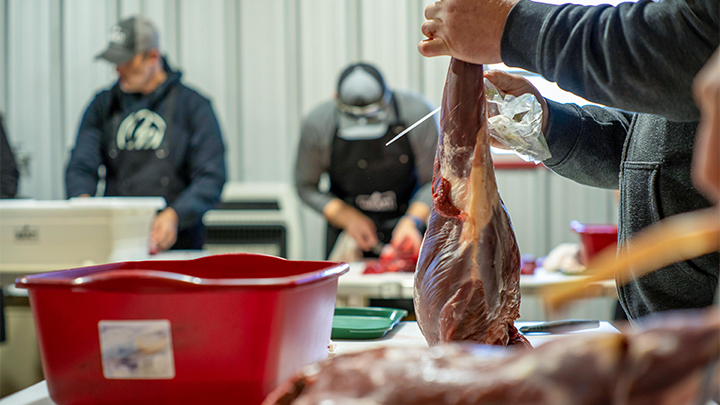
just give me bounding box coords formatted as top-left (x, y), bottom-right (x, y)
top-left (402, 214), bottom-right (424, 229)
top-left (160, 207), bottom-right (179, 226)
top-left (323, 199), bottom-right (353, 228)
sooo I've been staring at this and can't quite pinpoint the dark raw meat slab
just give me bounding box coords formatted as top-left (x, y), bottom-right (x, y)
top-left (414, 59), bottom-right (528, 347)
top-left (263, 308), bottom-right (720, 405)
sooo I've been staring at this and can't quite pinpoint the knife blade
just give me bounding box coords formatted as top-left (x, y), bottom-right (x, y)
top-left (519, 319), bottom-right (600, 334)
top-left (385, 107), bottom-right (441, 146)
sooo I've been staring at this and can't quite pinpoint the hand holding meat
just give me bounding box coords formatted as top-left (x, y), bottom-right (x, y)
top-left (391, 216), bottom-right (423, 255)
top-left (484, 70), bottom-right (549, 135)
top-left (149, 208), bottom-right (178, 254)
top-left (420, 0), bottom-right (519, 64)
top-left (323, 198), bottom-right (379, 252)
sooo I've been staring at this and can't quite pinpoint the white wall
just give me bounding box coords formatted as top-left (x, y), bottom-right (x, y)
top-left (1, 0), bottom-right (616, 260)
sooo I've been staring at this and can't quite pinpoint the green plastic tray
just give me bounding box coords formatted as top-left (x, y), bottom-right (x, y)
top-left (331, 307), bottom-right (408, 339)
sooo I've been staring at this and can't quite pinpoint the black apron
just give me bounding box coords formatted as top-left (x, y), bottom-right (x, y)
top-left (327, 96), bottom-right (419, 258)
top-left (103, 86), bottom-right (204, 249)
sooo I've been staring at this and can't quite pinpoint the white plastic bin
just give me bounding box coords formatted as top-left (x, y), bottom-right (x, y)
top-left (0, 197), bottom-right (165, 273)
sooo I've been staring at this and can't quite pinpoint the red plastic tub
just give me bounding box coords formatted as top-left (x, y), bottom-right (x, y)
top-left (570, 221), bottom-right (618, 265)
top-left (15, 253), bottom-right (349, 405)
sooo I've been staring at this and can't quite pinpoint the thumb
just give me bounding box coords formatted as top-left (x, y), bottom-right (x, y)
top-left (149, 238), bottom-right (160, 255)
top-left (484, 70), bottom-right (522, 95)
top-left (419, 38), bottom-right (450, 58)
top-left (391, 232), bottom-right (408, 247)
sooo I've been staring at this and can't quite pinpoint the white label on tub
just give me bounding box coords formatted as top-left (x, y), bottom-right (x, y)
top-left (98, 320), bottom-right (175, 379)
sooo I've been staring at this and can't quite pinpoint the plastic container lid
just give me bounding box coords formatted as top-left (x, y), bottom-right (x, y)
top-left (332, 307), bottom-right (407, 339)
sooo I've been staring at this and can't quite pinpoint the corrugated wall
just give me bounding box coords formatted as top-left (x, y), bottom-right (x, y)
top-left (0, 0), bottom-right (616, 259)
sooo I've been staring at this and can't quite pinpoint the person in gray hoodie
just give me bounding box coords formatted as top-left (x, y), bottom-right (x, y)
top-left (419, 0), bottom-right (719, 321)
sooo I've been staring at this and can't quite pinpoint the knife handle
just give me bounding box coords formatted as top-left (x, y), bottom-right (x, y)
top-left (519, 319), bottom-right (600, 334)
top-left (371, 242), bottom-right (384, 256)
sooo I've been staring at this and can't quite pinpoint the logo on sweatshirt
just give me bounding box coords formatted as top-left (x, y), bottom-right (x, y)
top-left (116, 109), bottom-right (166, 150)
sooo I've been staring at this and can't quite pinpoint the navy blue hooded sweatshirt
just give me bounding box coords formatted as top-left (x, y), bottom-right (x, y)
top-left (66, 59), bottom-right (226, 249)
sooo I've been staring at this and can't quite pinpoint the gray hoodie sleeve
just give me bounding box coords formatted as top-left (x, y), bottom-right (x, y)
top-left (294, 102), bottom-right (336, 214)
top-left (66, 96), bottom-right (105, 198)
top-left (501, 0), bottom-right (719, 122)
top-left (167, 97), bottom-right (227, 231)
top-left (542, 100), bottom-right (634, 189)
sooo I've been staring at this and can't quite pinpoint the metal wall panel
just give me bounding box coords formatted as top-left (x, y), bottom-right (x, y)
top-left (496, 168), bottom-right (617, 257)
top-left (547, 174), bottom-right (617, 251)
top-left (0, 0), bottom-right (7, 115)
top-left (297, 0), bottom-right (354, 118)
top-left (144, 0), bottom-right (179, 67)
top-left (62, 0), bottom-right (118, 153)
top-left (418, 0), bottom-right (450, 106)
top-left (238, 0), bottom-right (293, 182)
top-left (7, 0), bottom-right (63, 200)
top-left (496, 169), bottom-right (548, 256)
top-left (179, 0), bottom-right (239, 182)
top-left (222, 0), bottom-right (240, 182)
top-left (421, 55), bottom-right (451, 107)
top-left (359, 0), bottom-right (414, 91)
top-left (5, 0), bottom-right (620, 260)
top-left (47, 0), bottom-right (64, 196)
top-left (119, 0), bottom-right (142, 18)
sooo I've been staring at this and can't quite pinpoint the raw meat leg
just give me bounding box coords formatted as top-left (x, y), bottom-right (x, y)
top-left (414, 58), bottom-right (529, 347)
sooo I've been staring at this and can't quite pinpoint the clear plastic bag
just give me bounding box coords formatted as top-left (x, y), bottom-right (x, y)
top-left (484, 78), bottom-right (551, 163)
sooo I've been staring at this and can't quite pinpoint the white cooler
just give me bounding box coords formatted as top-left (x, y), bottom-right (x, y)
top-left (0, 197), bottom-right (165, 273)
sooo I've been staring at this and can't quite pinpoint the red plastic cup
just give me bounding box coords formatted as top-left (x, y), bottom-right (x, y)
top-left (520, 254), bottom-right (536, 275)
top-left (570, 221), bottom-right (618, 265)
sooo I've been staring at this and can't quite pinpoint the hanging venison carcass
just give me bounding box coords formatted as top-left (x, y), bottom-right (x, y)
top-left (413, 59), bottom-right (529, 347)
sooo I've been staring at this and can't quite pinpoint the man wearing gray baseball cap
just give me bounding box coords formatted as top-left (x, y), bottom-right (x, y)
top-left (66, 16), bottom-right (226, 254)
top-left (295, 62), bottom-right (439, 261)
